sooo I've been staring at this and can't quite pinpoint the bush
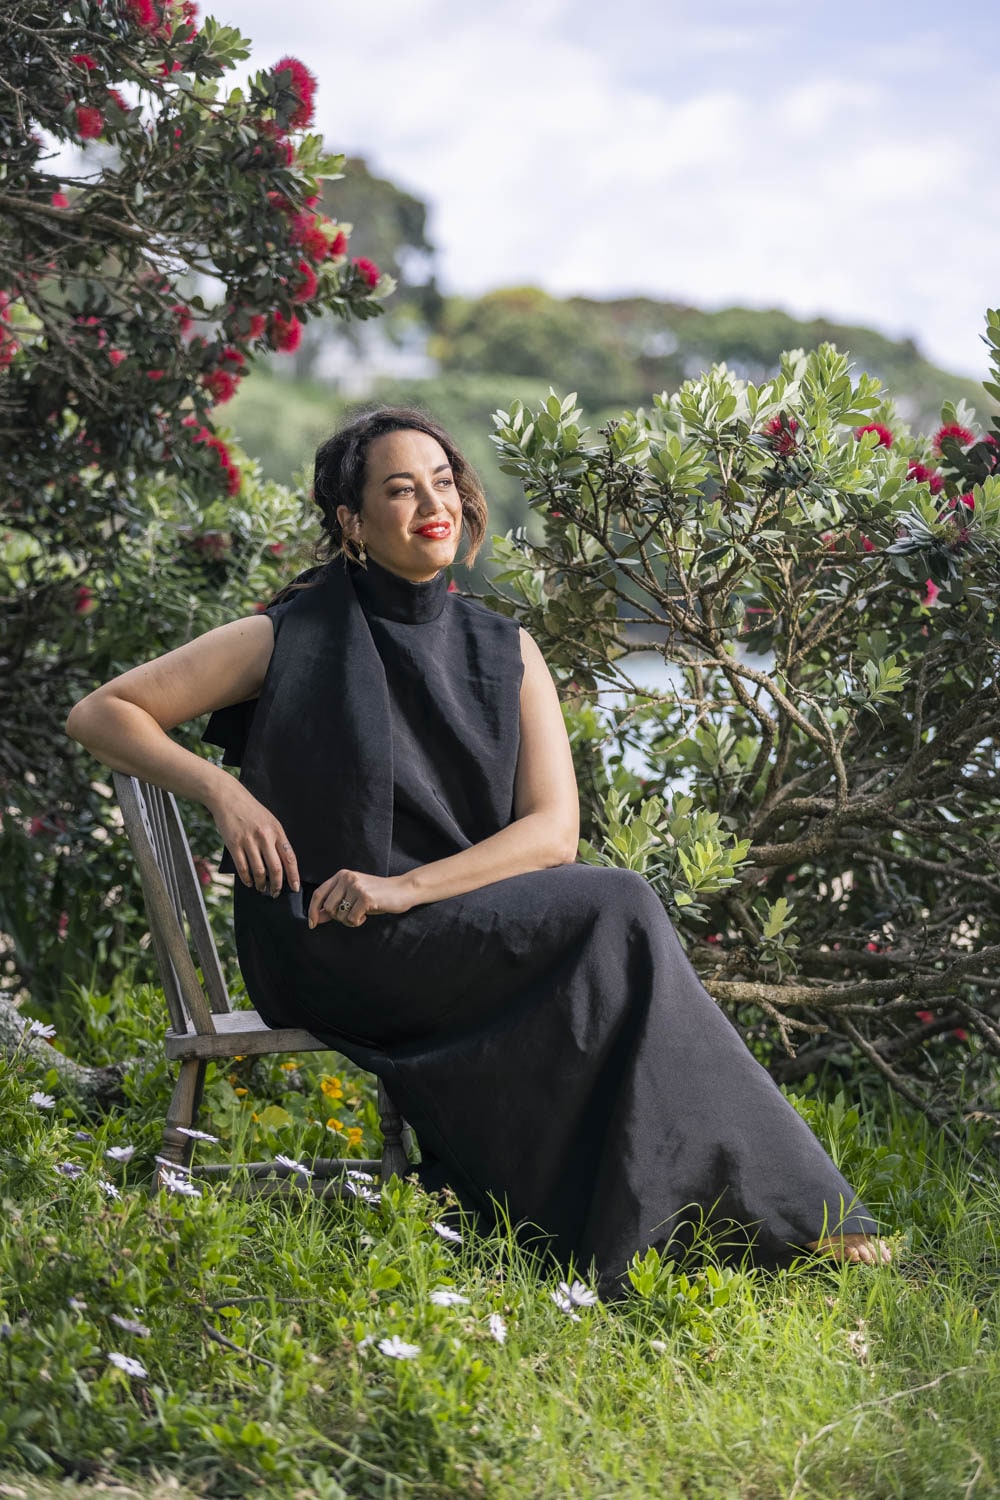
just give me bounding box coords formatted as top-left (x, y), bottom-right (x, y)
top-left (483, 317), bottom-right (1000, 1132)
top-left (0, 2), bottom-right (388, 1018)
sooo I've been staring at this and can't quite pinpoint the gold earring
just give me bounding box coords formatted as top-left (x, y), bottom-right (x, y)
top-left (357, 537), bottom-right (366, 564)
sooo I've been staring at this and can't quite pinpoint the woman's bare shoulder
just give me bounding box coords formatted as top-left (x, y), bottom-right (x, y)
top-left (69, 612), bottom-right (277, 733)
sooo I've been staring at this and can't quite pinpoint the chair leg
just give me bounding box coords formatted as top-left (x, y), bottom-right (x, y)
top-left (160, 1059), bottom-right (207, 1174)
top-left (377, 1077), bottom-right (411, 1182)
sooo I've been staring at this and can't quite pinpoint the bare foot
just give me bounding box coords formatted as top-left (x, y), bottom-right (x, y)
top-left (806, 1233), bottom-right (892, 1265)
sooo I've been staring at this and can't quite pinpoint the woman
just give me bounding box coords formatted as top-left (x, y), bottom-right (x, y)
top-left (66, 406), bottom-right (890, 1292)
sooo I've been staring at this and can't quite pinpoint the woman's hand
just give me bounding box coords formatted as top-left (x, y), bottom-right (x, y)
top-left (210, 783), bottom-right (300, 896)
top-left (308, 870), bottom-right (415, 929)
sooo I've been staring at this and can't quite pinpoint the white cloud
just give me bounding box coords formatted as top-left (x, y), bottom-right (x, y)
top-left (205, 0), bottom-right (1000, 377)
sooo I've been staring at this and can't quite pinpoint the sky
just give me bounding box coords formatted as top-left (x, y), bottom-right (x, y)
top-left (205, 0), bottom-right (1000, 379)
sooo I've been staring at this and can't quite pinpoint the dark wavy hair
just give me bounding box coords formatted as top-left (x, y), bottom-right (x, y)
top-left (264, 406), bottom-right (489, 609)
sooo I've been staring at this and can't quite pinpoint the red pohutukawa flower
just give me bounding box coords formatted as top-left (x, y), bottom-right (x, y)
top-left (855, 422), bottom-right (893, 448)
top-left (202, 368), bottom-right (240, 403)
top-left (247, 313), bottom-right (268, 341)
top-left (762, 415), bottom-right (799, 454)
top-left (125, 0), bottom-right (158, 29)
top-left (171, 302), bottom-right (193, 335)
top-left (75, 105), bottom-right (105, 140)
top-left (179, 0), bottom-right (199, 39)
top-left (292, 260), bottom-right (318, 303)
top-left (71, 53), bottom-right (99, 70)
top-left (289, 213), bottom-right (330, 261)
top-left (107, 88), bottom-right (129, 115)
top-left (907, 461), bottom-right (944, 495)
top-left (932, 423), bottom-right (975, 454)
top-left (51, 192), bottom-right (69, 208)
top-left (183, 416), bottom-right (240, 495)
top-left (272, 56), bottom-right (317, 130)
top-left (269, 311), bottom-right (303, 352)
top-left (353, 257), bottom-right (381, 290)
top-left (329, 229), bottom-right (348, 258)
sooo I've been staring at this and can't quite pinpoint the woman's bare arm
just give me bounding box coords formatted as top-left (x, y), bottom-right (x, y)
top-left (309, 626), bottom-right (580, 925)
top-left (64, 615), bottom-right (301, 892)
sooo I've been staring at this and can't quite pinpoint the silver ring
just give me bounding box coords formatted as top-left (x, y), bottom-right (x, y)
top-left (338, 898), bottom-right (353, 913)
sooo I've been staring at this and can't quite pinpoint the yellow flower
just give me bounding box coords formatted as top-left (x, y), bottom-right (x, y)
top-left (280, 1060), bottom-right (298, 1071)
top-left (251, 1111), bottom-right (260, 1123)
top-left (320, 1075), bottom-right (343, 1100)
top-left (227, 1073), bottom-right (238, 1086)
top-left (234, 1087), bottom-right (248, 1097)
top-left (233, 1055), bottom-right (245, 1062)
top-left (326, 1117), bottom-right (344, 1133)
top-left (346, 1127), bottom-right (363, 1148)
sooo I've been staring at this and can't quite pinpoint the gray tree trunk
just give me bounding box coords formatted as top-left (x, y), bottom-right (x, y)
top-left (1, 994), bottom-right (128, 1108)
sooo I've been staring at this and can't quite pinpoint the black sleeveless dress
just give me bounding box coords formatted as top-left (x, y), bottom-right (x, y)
top-left (205, 554), bottom-right (879, 1291)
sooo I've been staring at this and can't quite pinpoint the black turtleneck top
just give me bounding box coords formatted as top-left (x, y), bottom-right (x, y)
top-left (351, 555), bottom-right (472, 874)
top-left (203, 552), bottom-right (524, 884)
top-left (350, 552), bottom-right (450, 624)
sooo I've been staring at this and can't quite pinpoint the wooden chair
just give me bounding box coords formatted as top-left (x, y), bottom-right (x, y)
top-left (111, 770), bottom-right (412, 1194)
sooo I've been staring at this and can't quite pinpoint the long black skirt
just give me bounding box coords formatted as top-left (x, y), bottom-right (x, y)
top-left (233, 863), bottom-right (878, 1288)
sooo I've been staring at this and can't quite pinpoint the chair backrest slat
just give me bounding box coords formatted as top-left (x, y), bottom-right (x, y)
top-left (113, 772), bottom-right (217, 1036)
top-left (163, 793), bottom-right (231, 1014)
top-left (148, 791), bottom-right (184, 919)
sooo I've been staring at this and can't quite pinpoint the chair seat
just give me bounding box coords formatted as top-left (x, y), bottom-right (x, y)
top-left (164, 1008), bottom-right (331, 1060)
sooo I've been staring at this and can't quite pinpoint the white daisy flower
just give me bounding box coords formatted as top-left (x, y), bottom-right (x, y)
top-left (110, 1314), bottom-right (151, 1337)
top-left (551, 1279), bottom-right (598, 1318)
top-left (346, 1169), bottom-right (375, 1183)
top-left (106, 1352), bottom-right (147, 1379)
top-left (377, 1335), bottom-right (420, 1360)
top-left (154, 1155), bottom-right (191, 1174)
top-left (488, 1313), bottom-right (507, 1345)
top-left (68, 1297), bottom-right (88, 1312)
top-left (105, 1145), bottom-right (136, 1164)
top-left (160, 1169), bottom-right (202, 1198)
top-left (429, 1288), bottom-right (470, 1307)
top-left (275, 1153), bottom-right (313, 1178)
top-left (558, 1279), bottom-right (598, 1308)
top-left (29, 1020), bottom-right (57, 1039)
top-left (356, 1334), bottom-right (376, 1351)
top-left (98, 1179), bottom-right (121, 1201)
top-left (649, 1339), bottom-right (668, 1354)
top-left (343, 1179), bottom-right (381, 1205)
top-left (431, 1221), bottom-right (462, 1244)
top-left (175, 1126), bottom-right (219, 1143)
top-left (30, 1091), bottom-right (55, 1110)
top-left (55, 1161), bottom-right (84, 1179)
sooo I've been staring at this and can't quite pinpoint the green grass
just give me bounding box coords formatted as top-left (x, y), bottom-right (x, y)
top-left (2, 992), bottom-right (998, 1499)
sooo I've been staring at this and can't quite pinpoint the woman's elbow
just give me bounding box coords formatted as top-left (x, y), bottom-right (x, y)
top-left (65, 691), bottom-right (106, 745)
top-left (550, 824), bottom-right (580, 866)
top-left (64, 697), bottom-right (91, 743)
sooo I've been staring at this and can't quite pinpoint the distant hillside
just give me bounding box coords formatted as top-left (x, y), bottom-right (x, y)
top-left (432, 288), bottom-right (991, 432)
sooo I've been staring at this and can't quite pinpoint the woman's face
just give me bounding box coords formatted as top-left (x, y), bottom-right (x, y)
top-left (338, 428), bottom-right (464, 582)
